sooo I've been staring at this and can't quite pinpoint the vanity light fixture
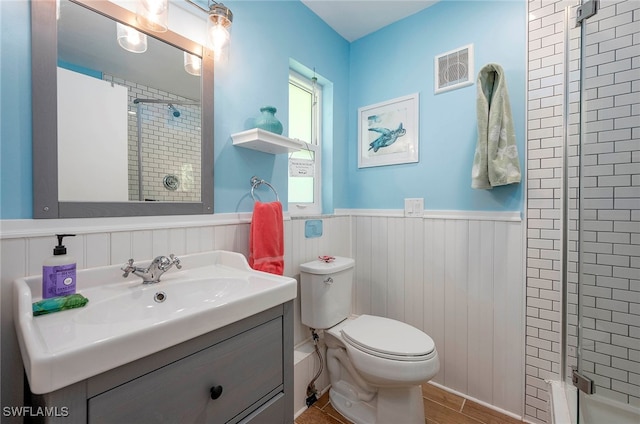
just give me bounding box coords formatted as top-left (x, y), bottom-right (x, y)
top-left (205, 2), bottom-right (233, 60)
top-left (117, 23), bottom-right (148, 53)
top-left (184, 52), bottom-right (202, 76)
top-left (134, 0), bottom-right (233, 61)
top-left (136, 0), bottom-right (169, 32)
top-left (182, 0), bottom-right (233, 61)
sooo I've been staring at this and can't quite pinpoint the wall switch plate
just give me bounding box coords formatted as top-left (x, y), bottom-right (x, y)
top-left (404, 198), bottom-right (424, 217)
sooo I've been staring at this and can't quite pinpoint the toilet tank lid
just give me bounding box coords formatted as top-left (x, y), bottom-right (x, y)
top-left (300, 257), bottom-right (354, 275)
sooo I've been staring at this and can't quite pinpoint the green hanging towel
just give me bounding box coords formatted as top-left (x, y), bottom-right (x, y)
top-left (32, 294), bottom-right (89, 316)
top-left (471, 63), bottom-right (521, 189)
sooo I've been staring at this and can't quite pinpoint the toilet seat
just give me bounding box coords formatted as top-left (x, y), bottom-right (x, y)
top-left (340, 315), bottom-right (435, 361)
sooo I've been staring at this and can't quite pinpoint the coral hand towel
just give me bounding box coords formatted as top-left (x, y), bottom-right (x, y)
top-left (249, 201), bottom-right (284, 275)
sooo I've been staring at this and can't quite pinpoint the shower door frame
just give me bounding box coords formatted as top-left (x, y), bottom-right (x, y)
top-left (564, 0), bottom-right (640, 422)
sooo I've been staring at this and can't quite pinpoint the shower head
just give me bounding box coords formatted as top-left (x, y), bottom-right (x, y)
top-left (168, 103), bottom-right (180, 118)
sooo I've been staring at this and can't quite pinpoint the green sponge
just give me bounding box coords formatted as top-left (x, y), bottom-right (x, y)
top-left (32, 294), bottom-right (89, 316)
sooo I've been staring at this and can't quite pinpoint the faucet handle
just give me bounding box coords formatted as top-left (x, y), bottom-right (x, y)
top-left (121, 258), bottom-right (136, 277)
top-left (169, 254), bottom-right (182, 269)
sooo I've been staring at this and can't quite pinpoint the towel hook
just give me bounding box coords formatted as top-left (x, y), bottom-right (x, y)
top-left (250, 176), bottom-right (279, 202)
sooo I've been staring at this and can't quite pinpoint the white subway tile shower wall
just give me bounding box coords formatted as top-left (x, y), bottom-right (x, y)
top-left (526, 0), bottom-right (640, 422)
top-left (526, 2), bottom-right (567, 420)
top-left (103, 74), bottom-right (201, 202)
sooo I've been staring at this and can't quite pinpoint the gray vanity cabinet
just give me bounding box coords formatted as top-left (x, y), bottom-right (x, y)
top-left (26, 302), bottom-right (293, 424)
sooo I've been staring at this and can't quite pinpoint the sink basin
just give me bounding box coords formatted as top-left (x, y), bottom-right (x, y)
top-left (14, 250), bottom-right (297, 394)
top-left (74, 276), bottom-right (250, 325)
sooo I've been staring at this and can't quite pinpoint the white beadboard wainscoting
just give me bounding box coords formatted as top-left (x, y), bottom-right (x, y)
top-left (340, 209), bottom-right (525, 418)
top-left (0, 210), bottom-right (524, 420)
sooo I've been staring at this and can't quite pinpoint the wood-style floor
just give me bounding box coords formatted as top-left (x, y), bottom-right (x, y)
top-left (295, 383), bottom-right (525, 424)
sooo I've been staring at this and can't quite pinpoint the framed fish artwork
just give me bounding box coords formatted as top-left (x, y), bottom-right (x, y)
top-left (357, 93), bottom-right (419, 168)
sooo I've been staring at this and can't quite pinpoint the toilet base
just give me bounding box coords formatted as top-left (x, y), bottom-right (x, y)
top-left (376, 385), bottom-right (425, 424)
top-left (330, 388), bottom-right (376, 424)
top-left (330, 384), bottom-right (425, 424)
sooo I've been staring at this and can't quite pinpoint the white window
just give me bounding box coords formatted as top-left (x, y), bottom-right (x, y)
top-left (288, 70), bottom-right (321, 215)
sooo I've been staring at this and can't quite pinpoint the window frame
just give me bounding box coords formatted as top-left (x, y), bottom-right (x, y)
top-left (288, 70), bottom-right (322, 215)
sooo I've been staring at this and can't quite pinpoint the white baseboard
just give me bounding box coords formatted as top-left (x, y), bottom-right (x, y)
top-left (428, 381), bottom-right (524, 421)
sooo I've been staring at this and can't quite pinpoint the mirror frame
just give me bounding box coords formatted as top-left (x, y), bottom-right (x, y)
top-left (32, 0), bottom-right (214, 218)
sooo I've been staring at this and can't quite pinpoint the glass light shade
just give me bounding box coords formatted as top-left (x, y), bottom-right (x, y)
top-left (117, 23), bottom-right (148, 53)
top-left (183, 52), bottom-right (202, 76)
top-left (136, 0), bottom-right (168, 32)
top-left (207, 4), bottom-right (233, 61)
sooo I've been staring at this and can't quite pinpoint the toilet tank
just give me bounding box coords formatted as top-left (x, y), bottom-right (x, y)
top-left (300, 257), bottom-right (355, 329)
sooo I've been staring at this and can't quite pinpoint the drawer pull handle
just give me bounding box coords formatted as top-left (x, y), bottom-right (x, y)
top-left (210, 385), bottom-right (223, 400)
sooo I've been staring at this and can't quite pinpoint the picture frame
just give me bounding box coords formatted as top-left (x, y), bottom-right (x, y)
top-left (357, 93), bottom-right (419, 168)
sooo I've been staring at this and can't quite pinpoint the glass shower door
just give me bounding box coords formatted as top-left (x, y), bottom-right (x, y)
top-left (573, 0), bottom-right (640, 422)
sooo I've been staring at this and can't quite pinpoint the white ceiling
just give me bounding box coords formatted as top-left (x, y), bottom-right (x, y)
top-left (300, 0), bottom-right (439, 42)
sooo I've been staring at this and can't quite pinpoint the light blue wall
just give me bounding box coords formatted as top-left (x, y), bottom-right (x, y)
top-left (343, 0), bottom-right (526, 211)
top-left (213, 0), bottom-right (349, 213)
top-left (0, 0), bottom-right (349, 218)
top-left (0, 0), bottom-right (526, 219)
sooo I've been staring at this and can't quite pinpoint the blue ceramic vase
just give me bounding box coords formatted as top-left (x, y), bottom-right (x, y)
top-left (255, 106), bottom-right (283, 135)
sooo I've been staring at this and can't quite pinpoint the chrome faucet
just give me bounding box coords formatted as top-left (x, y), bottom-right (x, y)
top-left (121, 254), bottom-right (182, 284)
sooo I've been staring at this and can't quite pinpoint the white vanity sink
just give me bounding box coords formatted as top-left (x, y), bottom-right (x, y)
top-left (14, 250), bottom-right (297, 394)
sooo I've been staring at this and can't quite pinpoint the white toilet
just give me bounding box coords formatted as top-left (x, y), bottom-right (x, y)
top-left (300, 257), bottom-right (440, 424)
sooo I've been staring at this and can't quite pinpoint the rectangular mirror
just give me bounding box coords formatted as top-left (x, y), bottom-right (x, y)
top-left (32, 0), bottom-right (214, 218)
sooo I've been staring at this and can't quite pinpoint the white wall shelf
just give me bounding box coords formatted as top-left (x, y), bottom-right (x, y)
top-left (231, 128), bottom-right (304, 154)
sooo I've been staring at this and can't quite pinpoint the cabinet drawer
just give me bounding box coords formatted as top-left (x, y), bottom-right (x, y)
top-left (89, 318), bottom-right (283, 423)
top-left (238, 392), bottom-right (284, 424)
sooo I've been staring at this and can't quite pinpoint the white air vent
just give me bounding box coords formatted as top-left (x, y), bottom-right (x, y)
top-left (434, 44), bottom-right (474, 94)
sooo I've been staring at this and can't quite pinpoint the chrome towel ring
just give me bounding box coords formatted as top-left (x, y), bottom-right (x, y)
top-left (250, 176), bottom-right (279, 202)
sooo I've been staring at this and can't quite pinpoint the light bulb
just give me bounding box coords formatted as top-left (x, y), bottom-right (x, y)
top-left (141, 0), bottom-right (166, 15)
top-left (117, 23), bottom-right (148, 53)
top-left (208, 24), bottom-right (229, 56)
top-left (136, 0), bottom-right (168, 32)
top-left (184, 52), bottom-right (201, 76)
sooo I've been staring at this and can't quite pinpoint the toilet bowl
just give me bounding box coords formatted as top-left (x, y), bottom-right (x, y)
top-left (300, 257), bottom-right (440, 424)
top-left (338, 314), bottom-right (439, 387)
